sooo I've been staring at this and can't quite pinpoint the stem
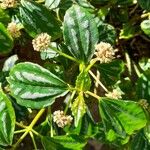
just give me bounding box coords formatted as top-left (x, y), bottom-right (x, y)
top-left (56, 9), bottom-right (62, 22)
top-left (85, 58), bottom-right (98, 72)
top-left (15, 122), bottom-right (27, 129)
top-left (89, 70), bottom-right (108, 93)
top-left (133, 62), bottom-right (141, 78)
top-left (64, 91), bottom-right (76, 114)
top-left (13, 108), bottom-right (45, 149)
top-left (49, 46), bottom-right (80, 63)
top-left (29, 131), bottom-right (38, 150)
top-left (48, 107), bottom-right (53, 137)
top-left (31, 129), bottom-right (43, 138)
top-left (85, 91), bottom-right (100, 100)
top-left (125, 51), bottom-right (132, 76)
top-left (14, 129), bottom-right (26, 134)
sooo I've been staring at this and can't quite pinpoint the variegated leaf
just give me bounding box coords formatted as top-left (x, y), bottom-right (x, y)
top-left (7, 62), bottom-right (69, 109)
top-left (63, 5), bottom-right (99, 63)
top-left (0, 85), bottom-right (15, 146)
top-left (19, 0), bottom-right (62, 40)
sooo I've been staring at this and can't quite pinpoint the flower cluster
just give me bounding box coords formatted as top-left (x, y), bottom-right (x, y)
top-left (138, 99), bottom-right (149, 109)
top-left (0, 0), bottom-right (17, 9)
top-left (95, 42), bottom-right (115, 63)
top-left (105, 89), bottom-right (122, 99)
top-left (7, 22), bottom-right (21, 38)
top-left (53, 110), bottom-right (73, 128)
top-left (32, 33), bottom-right (51, 52)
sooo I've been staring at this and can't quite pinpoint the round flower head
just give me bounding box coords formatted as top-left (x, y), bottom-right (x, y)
top-left (138, 99), bottom-right (149, 109)
top-left (7, 22), bottom-right (21, 38)
top-left (53, 110), bottom-right (73, 128)
top-left (105, 89), bottom-right (122, 99)
top-left (0, 0), bottom-right (17, 9)
top-left (32, 33), bottom-right (51, 52)
top-left (95, 42), bottom-right (115, 63)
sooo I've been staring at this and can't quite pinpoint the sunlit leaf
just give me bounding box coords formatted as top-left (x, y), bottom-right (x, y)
top-left (99, 98), bottom-right (147, 144)
top-left (0, 85), bottom-right (15, 146)
top-left (19, 0), bottom-right (62, 40)
top-left (7, 62), bottom-right (69, 109)
top-left (63, 5), bottom-right (99, 63)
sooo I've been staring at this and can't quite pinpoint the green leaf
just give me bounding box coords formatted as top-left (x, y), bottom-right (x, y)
top-left (45, 0), bottom-right (61, 9)
top-left (144, 123), bottom-right (150, 143)
top-left (136, 69), bottom-right (150, 101)
top-left (138, 0), bottom-right (150, 11)
top-left (99, 98), bottom-right (147, 144)
top-left (43, 62), bottom-right (64, 79)
top-left (79, 113), bottom-right (99, 137)
top-left (98, 22), bottom-right (116, 44)
top-left (120, 23), bottom-right (137, 39)
top-left (117, 77), bottom-right (135, 100)
top-left (141, 20), bottom-right (150, 37)
top-left (42, 135), bottom-right (87, 150)
top-left (2, 55), bottom-right (18, 72)
top-left (91, 0), bottom-right (109, 5)
top-left (0, 8), bottom-right (10, 25)
top-left (19, 0), bottom-right (62, 40)
top-left (75, 71), bottom-right (91, 91)
top-left (116, 0), bottom-right (133, 5)
top-left (130, 130), bottom-right (150, 150)
top-left (139, 58), bottom-right (150, 71)
top-left (40, 43), bottom-right (58, 60)
top-left (75, 0), bottom-right (94, 12)
top-left (63, 5), bottom-right (99, 63)
top-left (0, 23), bottom-right (13, 55)
top-left (10, 96), bottom-right (28, 122)
top-left (95, 60), bottom-right (124, 86)
top-left (7, 62), bottom-right (69, 109)
top-left (0, 71), bottom-right (8, 87)
top-left (0, 85), bottom-right (15, 146)
top-left (71, 92), bottom-right (86, 127)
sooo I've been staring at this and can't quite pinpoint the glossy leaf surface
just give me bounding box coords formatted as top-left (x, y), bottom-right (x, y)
top-left (19, 0), bottom-right (62, 40)
top-left (63, 5), bottom-right (99, 63)
top-left (96, 60), bottom-right (124, 86)
top-left (7, 62), bottom-right (69, 109)
top-left (99, 98), bottom-right (147, 143)
top-left (42, 135), bottom-right (87, 150)
top-left (0, 86), bottom-right (15, 146)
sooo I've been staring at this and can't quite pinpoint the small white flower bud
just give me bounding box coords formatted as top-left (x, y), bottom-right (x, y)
top-left (138, 99), bottom-right (149, 109)
top-left (53, 110), bottom-right (73, 128)
top-left (95, 42), bottom-right (115, 63)
top-left (7, 22), bottom-right (21, 38)
top-left (0, 0), bottom-right (17, 9)
top-left (105, 89), bottom-right (122, 99)
top-left (32, 33), bottom-right (51, 52)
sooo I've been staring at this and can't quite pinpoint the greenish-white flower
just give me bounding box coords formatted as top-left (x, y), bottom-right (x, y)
top-left (95, 42), bottom-right (115, 63)
top-left (53, 110), bottom-right (73, 128)
top-left (139, 99), bottom-right (149, 109)
top-left (0, 0), bottom-right (17, 9)
top-left (7, 22), bottom-right (21, 38)
top-left (105, 89), bottom-right (122, 99)
top-left (32, 33), bottom-right (51, 52)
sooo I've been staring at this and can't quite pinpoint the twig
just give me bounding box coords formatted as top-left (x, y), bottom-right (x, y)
top-left (89, 70), bottom-right (108, 93)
